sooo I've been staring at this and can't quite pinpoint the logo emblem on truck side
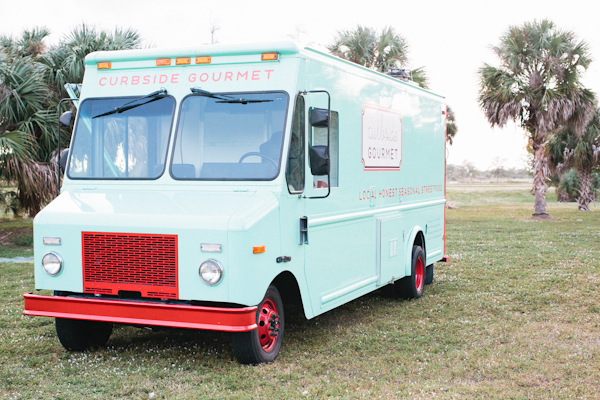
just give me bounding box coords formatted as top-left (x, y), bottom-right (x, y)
top-left (361, 104), bottom-right (402, 171)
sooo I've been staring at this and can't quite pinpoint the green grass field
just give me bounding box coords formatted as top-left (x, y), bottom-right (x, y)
top-left (0, 218), bottom-right (33, 259)
top-left (1, 185), bottom-right (598, 399)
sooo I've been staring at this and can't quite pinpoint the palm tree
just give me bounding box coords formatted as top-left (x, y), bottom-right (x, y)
top-left (446, 105), bottom-right (458, 145)
top-left (327, 25), bottom-right (432, 87)
top-left (478, 19), bottom-right (595, 218)
top-left (1, 25), bottom-right (143, 217)
top-left (328, 25), bottom-right (409, 73)
top-left (547, 109), bottom-right (600, 210)
top-left (0, 41), bottom-right (58, 216)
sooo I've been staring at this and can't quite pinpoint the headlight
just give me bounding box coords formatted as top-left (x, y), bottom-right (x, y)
top-left (42, 252), bottom-right (63, 276)
top-left (199, 259), bottom-right (223, 286)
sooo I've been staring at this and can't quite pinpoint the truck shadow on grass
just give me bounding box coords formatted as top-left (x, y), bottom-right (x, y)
top-left (100, 288), bottom-right (414, 364)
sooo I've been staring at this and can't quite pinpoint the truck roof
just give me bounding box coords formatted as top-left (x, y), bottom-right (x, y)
top-left (85, 40), bottom-right (443, 99)
top-left (85, 41), bottom-right (303, 63)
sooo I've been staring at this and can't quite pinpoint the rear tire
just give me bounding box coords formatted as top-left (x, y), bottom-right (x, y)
top-left (395, 245), bottom-right (425, 299)
top-left (55, 318), bottom-right (113, 351)
top-left (425, 264), bottom-right (434, 285)
top-left (232, 285), bottom-right (284, 364)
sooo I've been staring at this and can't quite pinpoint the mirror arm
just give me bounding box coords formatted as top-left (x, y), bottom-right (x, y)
top-left (57, 98), bottom-right (78, 197)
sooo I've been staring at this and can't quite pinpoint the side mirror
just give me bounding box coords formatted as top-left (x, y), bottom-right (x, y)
top-left (310, 108), bottom-right (329, 127)
top-left (309, 145), bottom-right (329, 176)
top-left (59, 148), bottom-right (69, 173)
top-left (59, 111), bottom-right (73, 127)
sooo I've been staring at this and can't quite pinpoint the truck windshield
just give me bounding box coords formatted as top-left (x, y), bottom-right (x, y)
top-left (67, 96), bottom-right (174, 179)
top-left (171, 92), bottom-right (287, 180)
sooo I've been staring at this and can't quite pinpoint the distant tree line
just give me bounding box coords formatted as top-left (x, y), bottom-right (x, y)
top-left (446, 163), bottom-right (530, 182)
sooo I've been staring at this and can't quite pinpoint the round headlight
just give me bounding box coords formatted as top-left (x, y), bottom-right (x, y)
top-left (199, 259), bottom-right (223, 286)
top-left (42, 252), bottom-right (63, 276)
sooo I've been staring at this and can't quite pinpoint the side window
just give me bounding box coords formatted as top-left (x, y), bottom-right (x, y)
top-left (310, 110), bottom-right (339, 188)
top-left (286, 96), bottom-right (305, 193)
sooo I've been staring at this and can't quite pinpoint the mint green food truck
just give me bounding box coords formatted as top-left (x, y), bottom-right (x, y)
top-left (23, 41), bottom-right (447, 364)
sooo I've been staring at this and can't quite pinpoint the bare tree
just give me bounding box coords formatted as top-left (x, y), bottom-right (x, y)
top-left (288, 25), bottom-right (306, 43)
top-left (209, 14), bottom-right (221, 45)
top-left (490, 157), bottom-right (507, 184)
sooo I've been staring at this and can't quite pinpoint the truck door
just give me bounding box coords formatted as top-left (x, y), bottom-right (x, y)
top-left (279, 94), bottom-right (306, 299)
top-left (302, 95), bottom-right (378, 316)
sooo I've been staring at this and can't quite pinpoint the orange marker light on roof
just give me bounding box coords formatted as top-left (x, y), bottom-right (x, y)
top-left (261, 53), bottom-right (279, 61)
top-left (156, 58), bottom-right (171, 66)
top-left (195, 56), bottom-right (211, 64)
top-left (176, 57), bottom-right (191, 65)
top-left (97, 62), bottom-right (111, 69)
top-left (253, 246), bottom-right (265, 254)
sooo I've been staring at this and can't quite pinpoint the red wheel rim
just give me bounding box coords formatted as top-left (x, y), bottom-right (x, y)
top-left (257, 298), bottom-right (279, 352)
top-left (415, 257), bottom-right (424, 291)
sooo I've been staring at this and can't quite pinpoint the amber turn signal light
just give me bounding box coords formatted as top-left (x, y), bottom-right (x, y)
top-left (253, 246), bottom-right (265, 254)
top-left (195, 56), bottom-right (211, 64)
top-left (97, 62), bottom-right (111, 69)
top-left (261, 53), bottom-right (279, 61)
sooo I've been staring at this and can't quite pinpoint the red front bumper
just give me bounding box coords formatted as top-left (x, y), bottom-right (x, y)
top-left (23, 293), bottom-right (258, 332)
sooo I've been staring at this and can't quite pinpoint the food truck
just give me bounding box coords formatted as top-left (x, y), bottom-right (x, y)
top-left (23, 41), bottom-right (447, 364)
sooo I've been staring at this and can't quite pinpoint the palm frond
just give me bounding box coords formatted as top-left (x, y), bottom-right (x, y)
top-left (0, 129), bottom-right (35, 161)
top-left (479, 19), bottom-right (595, 135)
top-left (410, 67), bottom-right (429, 90)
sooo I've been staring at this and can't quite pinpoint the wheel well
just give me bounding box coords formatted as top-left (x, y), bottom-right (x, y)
top-left (271, 271), bottom-right (304, 311)
top-left (414, 231), bottom-right (426, 261)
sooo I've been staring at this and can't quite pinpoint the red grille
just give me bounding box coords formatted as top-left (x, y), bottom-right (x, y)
top-left (82, 232), bottom-right (178, 299)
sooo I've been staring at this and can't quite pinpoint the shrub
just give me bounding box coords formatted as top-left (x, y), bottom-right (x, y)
top-left (557, 169), bottom-right (580, 202)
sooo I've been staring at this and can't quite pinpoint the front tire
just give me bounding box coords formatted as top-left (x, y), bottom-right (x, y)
top-left (55, 318), bottom-right (113, 351)
top-left (232, 285), bottom-right (284, 364)
top-left (395, 245), bottom-right (426, 299)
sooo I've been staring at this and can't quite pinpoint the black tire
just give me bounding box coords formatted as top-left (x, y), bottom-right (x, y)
top-left (425, 264), bottom-right (434, 285)
top-left (232, 285), bottom-right (284, 364)
top-left (55, 318), bottom-right (113, 351)
top-left (395, 245), bottom-right (426, 299)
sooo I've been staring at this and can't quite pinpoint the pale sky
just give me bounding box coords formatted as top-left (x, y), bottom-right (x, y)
top-left (3, 0), bottom-right (599, 170)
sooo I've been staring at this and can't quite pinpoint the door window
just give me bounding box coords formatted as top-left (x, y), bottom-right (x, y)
top-left (286, 95), bottom-right (305, 193)
top-left (310, 110), bottom-right (339, 188)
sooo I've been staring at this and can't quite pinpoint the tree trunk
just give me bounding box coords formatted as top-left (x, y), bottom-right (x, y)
top-left (532, 139), bottom-right (549, 217)
top-left (577, 168), bottom-right (593, 211)
top-left (557, 188), bottom-right (570, 203)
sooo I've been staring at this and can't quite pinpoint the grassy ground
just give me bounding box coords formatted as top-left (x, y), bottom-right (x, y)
top-left (446, 181), bottom-right (558, 205)
top-left (0, 218), bottom-right (33, 259)
top-left (1, 186), bottom-right (598, 399)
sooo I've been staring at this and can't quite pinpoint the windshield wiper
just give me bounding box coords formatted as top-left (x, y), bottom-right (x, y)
top-left (190, 87), bottom-right (272, 104)
top-left (216, 98), bottom-right (273, 104)
top-left (93, 89), bottom-right (168, 119)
